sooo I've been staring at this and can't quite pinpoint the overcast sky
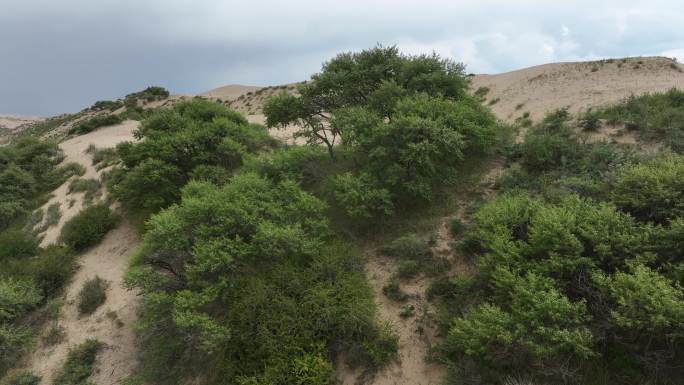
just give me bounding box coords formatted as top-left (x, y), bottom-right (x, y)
top-left (2, 0), bottom-right (684, 116)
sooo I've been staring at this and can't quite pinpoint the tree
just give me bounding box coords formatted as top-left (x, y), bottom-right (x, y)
top-left (264, 45), bottom-right (469, 157)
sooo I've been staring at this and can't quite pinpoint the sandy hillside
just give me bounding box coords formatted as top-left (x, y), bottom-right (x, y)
top-left (200, 84), bottom-right (262, 100)
top-left (470, 56), bottom-right (684, 123)
top-left (26, 121), bottom-right (141, 385)
top-left (0, 115), bottom-right (43, 143)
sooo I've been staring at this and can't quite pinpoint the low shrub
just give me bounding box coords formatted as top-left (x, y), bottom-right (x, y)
top-left (59, 204), bottom-right (118, 251)
top-left (67, 178), bottom-right (102, 203)
top-left (77, 276), bottom-right (108, 315)
top-left (69, 114), bottom-right (123, 135)
top-left (52, 339), bottom-right (102, 385)
top-left (397, 260), bottom-right (420, 279)
top-left (382, 279), bottom-right (408, 302)
top-left (0, 371), bottom-right (41, 385)
top-left (0, 230), bottom-right (39, 261)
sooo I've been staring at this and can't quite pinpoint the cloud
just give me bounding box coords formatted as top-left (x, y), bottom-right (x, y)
top-left (2, 0), bottom-right (684, 115)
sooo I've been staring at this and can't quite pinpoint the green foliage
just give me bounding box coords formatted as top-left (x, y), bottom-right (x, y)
top-left (59, 204), bottom-right (118, 251)
top-left (611, 154), bottom-right (684, 223)
top-left (77, 276), bottom-right (108, 315)
top-left (0, 278), bottom-right (42, 322)
top-left (69, 114), bottom-right (123, 135)
top-left (91, 100), bottom-right (124, 112)
top-left (382, 279), bottom-right (408, 302)
top-left (109, 99), bottom-right (274, 212)
top-left (0, 230), bottom-right (39, 261)
top-left (329, 172), bottom-right (393, 219)
top-left (67, 178), bottom-right (102, 203)
top-left (265, 45), bottom-right (469, 155)
top-left (595, 263), bottom-right (684, 335)
top-left (129, 174), bottom-right (393, 384)
top-left (0, 138), bottom-right (72, 229)
top-left (53, 339), bottom-right (102, 385)
top-left (0, 325), bottom-right (34, 376)
top-left (580, 109), bottom-right (601, 131)
top-left (0, 371), bottom-right (40, 385)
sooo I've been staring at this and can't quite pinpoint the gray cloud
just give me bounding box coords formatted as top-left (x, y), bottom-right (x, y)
top-left (2, 0), bottom-right (684, 116)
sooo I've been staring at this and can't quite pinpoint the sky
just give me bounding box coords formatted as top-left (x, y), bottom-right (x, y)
top-left (2, 0), bottom-right (684, 116)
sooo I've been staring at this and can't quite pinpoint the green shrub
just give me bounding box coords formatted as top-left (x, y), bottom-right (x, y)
top-left (449, 217), bottom-right (464, 237)
top-left (67, 178), bottom-right (102, 203)
top-left (0, 278), bottom-right (42, 321)
top-left (53, 339), bottom-right (102, 385)
top-left (0, 230), bottom-right (39, 261)
top-left (612, 154), bottom-right (684, 223)
top-left (29, 246), bottom-right (76, 297)
top-left (382, 279), bottom-right (408, 302)
top-left (44, 203), bottom-right (61, 227)
top-left (69, 114), bottom-right (123, 135)
top-left (0, 325), bottom-right (34, 377)
top-left (580, 109), bottom-right (601, 131)
top-left (382, 234), bottom-right (432, 261)
top-left (77, 276), bottom-right (108, 315)
top-left (41, 324), bottom-right (65, 346)
top-left (91, 100), bottom-right (124, 111)
top-left (59, 204), bottom-right (118, 251)
top-left (330, 172), bottom-right (393, 219)
top-left (0, 371), bottom-right (41, 385)
top-left (397, 259), bottom-right (420, 279)
top-left (109, 99), bottom-right (274, 212)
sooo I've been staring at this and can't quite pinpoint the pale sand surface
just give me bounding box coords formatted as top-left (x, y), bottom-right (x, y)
top-left (26, 120), bottom-right (140, 385)
top-left (470, 57), bottom-right (684, 124)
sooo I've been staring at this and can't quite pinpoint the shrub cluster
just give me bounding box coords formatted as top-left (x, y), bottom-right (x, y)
top-left (127, 174), bottom-right (396, 384)
top-left (108, 99), bottom-right (276, 212)
top-left (264, 45), bottom-right (501, 219)
top-left (0, 138), bottom-right (81, 228)
top-left (59, 204), bottom-right (118, 251)
top-left (69, 114), bottom-right (123, 135)
top-left (597, 88), bottom-right (684, 152)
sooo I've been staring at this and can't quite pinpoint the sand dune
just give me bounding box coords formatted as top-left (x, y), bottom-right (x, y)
top-left (470, 56), bottom-right (684, 123)
top-left (200, 84), bottom-right (262, 100)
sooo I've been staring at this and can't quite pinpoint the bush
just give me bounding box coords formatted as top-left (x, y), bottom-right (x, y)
top-left (0, 325), bottom-right (34, 377)
top-left (397, 260), bottom-right (420, 279)
top-left (382, 279), bottom-right (408, 302)
top-left (0, 230), bottom-right (39, 261)
top-left (449, 217), bottom-right (464, 237)
top-left (59, 204), bottom-right (118, 251)
top-left (330, 172), bottom-right (393, 219)
top-left (612, 154), bottom-right (684, 223)
top-left (580, 109), bottom-right (601, 131)
top-left (67, 178), bottom-right (102, 203)
top-left (29, 246), bottom-right (76, 297)
top-left (109, 99), bottom-right (274, 212)
top-left (77, 276), bottom-right (108, 315)
top-left (69, 114), bottom-right (123, 135)
top-left (382, 234), bottom-right (432, 261)
top-left (53, 339), bottom-right (102, 385)
top-left (0, 371), bottom-right (41, 385)
top-left (0, 278), bottom-right (42, 321)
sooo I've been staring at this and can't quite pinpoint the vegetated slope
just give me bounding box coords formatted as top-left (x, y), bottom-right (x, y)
top-left (0, 115), bottom-right (43, 144)
top-left (25, 121), bottom-right (140, 385)
top-left (470, 56), bottom-right (684, 123)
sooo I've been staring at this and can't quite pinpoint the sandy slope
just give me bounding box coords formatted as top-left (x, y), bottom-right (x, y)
top-left (470, 56), bottom-right (684, 123)
top-left (26, 121), bottom-right (140, 385)
top-left (200, 84), bottom-right (262, 100)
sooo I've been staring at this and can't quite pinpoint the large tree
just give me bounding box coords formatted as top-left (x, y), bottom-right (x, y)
top-left (263, 45), bottom-right (468, 157)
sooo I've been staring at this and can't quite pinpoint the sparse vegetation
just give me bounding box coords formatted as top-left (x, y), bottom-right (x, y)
top-left (67, 178), bottom-right (102, 203)
top-left (597, 88), bottom-right (684, 152)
